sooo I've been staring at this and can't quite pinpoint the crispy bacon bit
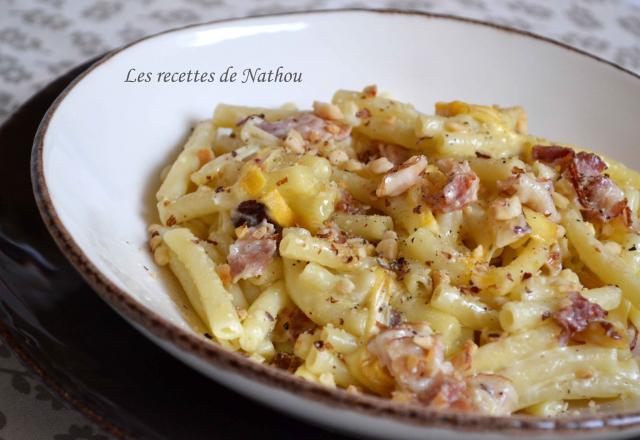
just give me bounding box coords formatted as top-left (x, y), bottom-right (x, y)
top-left (424, 159), bottom-right (479, 213)
top-left (569, 152), bottom-right (628, 223)
top-left (227, 220), bottom-right (277, 282)
top-left (368, 323), bottom-right (453, 395)
top-left (532, 145), bottom-right (574, 164)
top-left (272, 353), bottom-right (303, 373)
top-left (532, 145), bottom-right (630, 224)
top-left (572, 151), bottom-right (607, 176)
top-left (376, 155), bottom-right (428, 198)
top-left (232, 200), bottom-right (269, 227)
top-left (575, 174), bottom-right (629, 223)
top-left (498, 172), bottom-right (559, 222)
top-left (552, 292), bottom-right (608, 345)
top-left (257, 113), bottom-right (351, 142)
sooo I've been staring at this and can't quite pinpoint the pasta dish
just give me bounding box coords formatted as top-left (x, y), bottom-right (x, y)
top-left (148, 86), bottom-right (640, 415)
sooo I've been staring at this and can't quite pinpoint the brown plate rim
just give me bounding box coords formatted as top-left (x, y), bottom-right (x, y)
top-left (30, 8), bottom-right (640, 436)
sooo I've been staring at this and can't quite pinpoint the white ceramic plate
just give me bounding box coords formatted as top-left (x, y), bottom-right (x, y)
top-left (33, 9), bottom-right (640, 440)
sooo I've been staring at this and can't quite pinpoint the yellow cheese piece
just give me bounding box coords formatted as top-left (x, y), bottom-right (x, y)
top-left (261, 189), bottom-right (295, 227)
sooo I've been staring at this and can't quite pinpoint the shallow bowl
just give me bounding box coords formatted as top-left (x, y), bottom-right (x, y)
top-left (32, 9), bottom-right (640, 440)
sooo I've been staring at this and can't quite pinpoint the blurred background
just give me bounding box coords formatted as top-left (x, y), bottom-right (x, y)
top-left (0, 0), bottom-right (639, 438)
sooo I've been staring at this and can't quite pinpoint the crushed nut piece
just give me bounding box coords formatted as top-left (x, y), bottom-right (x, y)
top-left (313, 101), bottom-right (344, 120)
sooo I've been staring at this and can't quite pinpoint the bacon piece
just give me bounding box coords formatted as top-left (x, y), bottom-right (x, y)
top-left (552, 292), bottom-right (607, 345)
top-left (532, 145), bottom-right (574, 165)
top-left (498, 172), bottom-right (559, 222)
top-left (424, 159), bottom-right (479, 213)
top-left (376, 155), bottom-right (428, 198)
top-left (578, 176), bottom-right (629, 223)
top-left (570, 152), bottom-right (628, 223)
top-left (227, 221), bottom-right (277, 282)
top-left (256, 113), bottom-right (351, 142)
top-left (573, 173), bottom-right (628, 222)
top-left (369, 324), bottom-right (517, 414)
top-left (368, 323), bottom-right (453, 395)
top-left (408, 373), bottom-right (517, 415)
top-left (571, 151), bottom-right (607, 176)
top-left (532, 146), bottom-right (629, 224)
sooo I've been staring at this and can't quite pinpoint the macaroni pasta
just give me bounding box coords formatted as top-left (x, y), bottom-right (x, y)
top-left (148, 86), bottom-right (640, 415)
